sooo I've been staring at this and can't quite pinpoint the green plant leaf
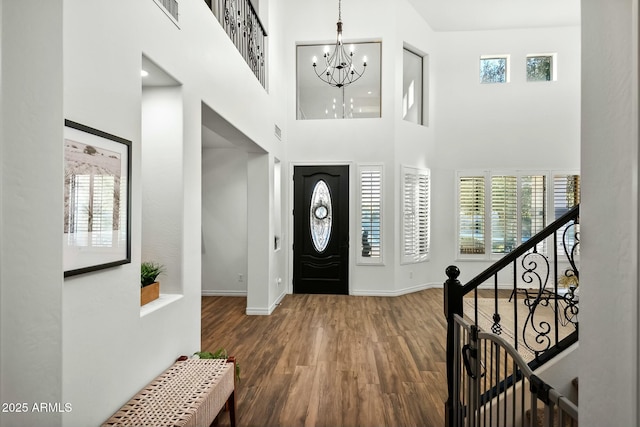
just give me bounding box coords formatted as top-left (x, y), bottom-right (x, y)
top-left (141, 261), bottom-right (165, 287)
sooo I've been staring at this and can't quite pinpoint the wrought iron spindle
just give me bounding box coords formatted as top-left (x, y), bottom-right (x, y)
top-left (212, 0), bottom-right (267, 88)
top-left (444, 205), bottom-right (579, 426)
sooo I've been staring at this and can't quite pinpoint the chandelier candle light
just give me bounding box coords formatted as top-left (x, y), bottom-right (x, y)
top-left (312, 0), bottom-right (367, 88)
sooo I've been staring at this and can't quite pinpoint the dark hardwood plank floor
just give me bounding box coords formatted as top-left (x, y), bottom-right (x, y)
top-left (201, 288), bottom-right (447, 427)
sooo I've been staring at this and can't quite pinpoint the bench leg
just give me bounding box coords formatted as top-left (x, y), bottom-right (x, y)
top-left (208, 393), bottom-right (235, 427)
top-left (228, 391), bottom-right (236, 427)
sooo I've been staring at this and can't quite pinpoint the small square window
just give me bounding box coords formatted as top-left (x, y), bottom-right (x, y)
top-left (527, 55), bottom-right (555, 82)
top-left (480, 56), bottom-right (508, 84)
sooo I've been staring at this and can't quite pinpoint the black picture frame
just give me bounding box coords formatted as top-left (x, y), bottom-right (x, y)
top-left (63, 120), bottom-right (132, 277)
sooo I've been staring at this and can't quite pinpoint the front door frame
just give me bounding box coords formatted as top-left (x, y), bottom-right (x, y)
top-left (288, 162), bottom-right (353, 295)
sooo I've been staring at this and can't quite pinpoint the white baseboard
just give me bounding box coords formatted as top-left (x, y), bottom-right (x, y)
top-left (273, 290), bottom-right (286, 307)
top-left (245, 290), bottom-right (287, 315)
top-left (201, 290), bottom-right (247, 297)
top-left (245, 307), bottom-right (271, 315)
top-left (203, 282), bottom-right (514, 301)
top-left (351, 282), bottom-right (442, 297)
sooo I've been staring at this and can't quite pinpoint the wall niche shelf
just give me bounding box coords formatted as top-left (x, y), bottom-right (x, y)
top-left (140, 293), bottom-right (183, 317)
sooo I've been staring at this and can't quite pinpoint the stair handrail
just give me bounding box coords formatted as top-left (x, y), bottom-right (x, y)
top-left (451, 314), bottom-right (578, 427)
top-left (461, 204), bottom-right (579, 295)
top-left (444, 204), bottom-right (579, 427)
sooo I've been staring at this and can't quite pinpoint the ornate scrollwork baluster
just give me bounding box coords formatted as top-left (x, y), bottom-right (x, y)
top-left (224, 0), bottom-right (239, 36)
top-left (218, 0), bottom-right (266, 87)
top-left (558, 220), bottom-right (580, 327)
top-left (521, 251), bottom-right (552, 356)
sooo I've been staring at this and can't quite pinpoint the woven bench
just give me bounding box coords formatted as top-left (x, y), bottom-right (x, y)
top-left (102, 358), bottom-right (236, 427)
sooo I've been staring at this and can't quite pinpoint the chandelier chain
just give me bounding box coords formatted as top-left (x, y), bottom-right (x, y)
top-left (311, 0), bottom-right (366, 89)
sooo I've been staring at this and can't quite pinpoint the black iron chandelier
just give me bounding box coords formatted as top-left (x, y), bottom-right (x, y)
top-left (312, 0), bottom-right (367, 88)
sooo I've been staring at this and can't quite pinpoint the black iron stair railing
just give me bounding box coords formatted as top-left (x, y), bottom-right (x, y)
top-left (203, 0), bottom-right (268, 88)
top-left (444, 204), bottom-right (579, 427)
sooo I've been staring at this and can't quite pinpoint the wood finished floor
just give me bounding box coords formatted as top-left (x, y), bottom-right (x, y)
top-left (201, 289), bottom-right (448, 427)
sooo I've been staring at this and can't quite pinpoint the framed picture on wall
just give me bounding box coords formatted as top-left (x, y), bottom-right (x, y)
top-left (63, 120), bottom-right (131, 277)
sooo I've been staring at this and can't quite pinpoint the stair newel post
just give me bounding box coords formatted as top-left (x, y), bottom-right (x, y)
top-left (444, 265), bottom-right (464, 427)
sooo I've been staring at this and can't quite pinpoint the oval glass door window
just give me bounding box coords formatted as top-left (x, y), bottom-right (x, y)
top-left (310, 180), bottom-right (332, 253)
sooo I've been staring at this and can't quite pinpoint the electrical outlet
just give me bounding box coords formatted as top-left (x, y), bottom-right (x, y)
top-left (238, 273), bottom-right (243, 282)
top-left (409, 271), bottom-right (413, 279)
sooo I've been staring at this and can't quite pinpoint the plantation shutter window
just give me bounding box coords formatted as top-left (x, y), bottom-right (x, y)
top-left (553, 174), bottom-right (580, 217)
top-left (402, 166), bottom-right (430, 264)
top-left (459, 176), bottom-right (486, 255)
top-left (521, 175), bottom-right (546, 252)
top-left (491, 175), bottom-right (518, 254)
top-left (553, 174), bottom-right (581, 254)
top-left (359, 165), bottom-right (383, 264)
top-left (458, 171), bottom-right (573, 258)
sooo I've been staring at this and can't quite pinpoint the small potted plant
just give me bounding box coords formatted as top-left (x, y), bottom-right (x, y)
top-left (141, 261), bottom-right (165, 306)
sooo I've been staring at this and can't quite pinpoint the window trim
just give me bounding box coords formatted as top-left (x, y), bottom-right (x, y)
top-left (526, 53), bottom-right (558, 82)
top-left (402, 47), bottom-right (426, 126)
top-left (357, 163), bottom-right (384, 265)
top-left (296, 41), bottom-right (382, 120)
top-left (456, 170), bottom-right (579, 261)
top-left (479, 54), bottom-right (510, 84)
top-left (401, 165), bottom-right (430, 265)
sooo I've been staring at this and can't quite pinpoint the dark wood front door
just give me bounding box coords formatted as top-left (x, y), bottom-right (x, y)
top-left (293, 165), bottom-right (349, 295)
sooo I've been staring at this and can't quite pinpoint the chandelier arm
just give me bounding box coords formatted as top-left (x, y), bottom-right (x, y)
top-left (313, 65), bottom-right (329, 82)
top-left (324, 50), bottom-right (342, 86)
top-left (324, 48), bottom-right (338, 69)
top-left (310, 0), bottom-right (366, 89)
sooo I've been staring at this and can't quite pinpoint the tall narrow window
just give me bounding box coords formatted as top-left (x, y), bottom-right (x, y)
top-left (491, 176), bottom-right (518, 254)
top-left (553, 174), bottom-right (580, 217)
top-left (459, 176), bottom-right (486, 255)
top-left (554, 174), bottom-right (580, 254)
top-left (273, 158), bottom-right (282, 250)
top-left (403, 48), bottom-right (424, 125)
top-left (480, 55), bottom-right (509, 84)
top-left (402, 166), bottom-right (430, 264)
top-left (359, 165), bottom-right (383, 264)
top-left (521, 175), bottom-right (547, 251)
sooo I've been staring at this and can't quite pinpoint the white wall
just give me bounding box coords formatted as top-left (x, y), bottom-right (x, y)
top-left (202, 147), bottom-right (248, 295)
top-left (246, 152), bottom-right (274, 313)
top-left (581, 1), bottom-right (638, 426)
top-left (393, 0), bottom-right (438, 293)
top-left (142, 86), bottom-right (184, 294)
top-left (283, 0), bottom-right (581, 296)
top-left (1, 1), bottom-right (64, 426)
top-left (0, 0), bottom-right (592, 424)
top-left (430, 26), bottom-right (581, 285)
top-left (283, 0), bottom-right (438, 296)
top-left (0, 0), bottom-right (285, 425)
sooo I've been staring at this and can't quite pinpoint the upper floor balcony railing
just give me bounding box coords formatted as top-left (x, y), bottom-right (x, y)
top-left (204, 0), bottom-right (267, 88)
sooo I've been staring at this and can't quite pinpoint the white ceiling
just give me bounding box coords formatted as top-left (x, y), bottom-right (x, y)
top-left (405, 0), bottom-right (580, 32)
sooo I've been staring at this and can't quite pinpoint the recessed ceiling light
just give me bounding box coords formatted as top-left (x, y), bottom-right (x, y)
top-left (141, 69), bottom-right (149, 77)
